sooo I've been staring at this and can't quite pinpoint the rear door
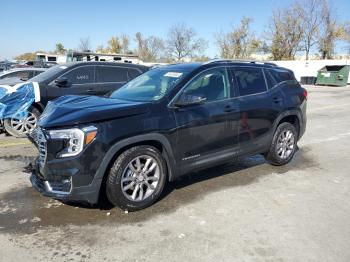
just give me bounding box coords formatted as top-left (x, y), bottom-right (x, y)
top-left (231, 66), bottom-right (285, 155)
top-left (46, 65), bottom-right (96, 100)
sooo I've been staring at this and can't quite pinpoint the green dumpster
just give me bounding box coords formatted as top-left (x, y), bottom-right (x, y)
top-left (316, 65), bottom-right (349, 87)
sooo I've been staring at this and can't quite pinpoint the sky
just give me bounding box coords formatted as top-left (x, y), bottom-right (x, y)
top-left (1, 0), bottom-right (350, 60)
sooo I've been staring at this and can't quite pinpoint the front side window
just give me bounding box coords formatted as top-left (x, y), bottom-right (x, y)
top-left (1, 71), bottom-right (29, 79)
top-left (233, 67), bottom-right (266, 96)
top-left (182, 68), bottom-right (230, 102)
top-left (110, 68), bottom-right (189, 101)
top-left (96, 66), bottom-right (128, 83)
top-left (61, 66), bottom-right (94, 85)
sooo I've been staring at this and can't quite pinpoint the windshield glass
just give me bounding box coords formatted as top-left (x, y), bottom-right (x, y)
top-left (30, 64), bottom-right (66, 82)
top-left (110, 68), bottom-right (189, 101)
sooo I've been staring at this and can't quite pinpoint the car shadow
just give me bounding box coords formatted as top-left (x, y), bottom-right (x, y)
top-left (0, 148), bottom-right (318, 234)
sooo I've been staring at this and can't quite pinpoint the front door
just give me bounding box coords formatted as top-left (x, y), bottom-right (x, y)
top-left (47, 65), bottom-right (96, 100)
top-left (172, 67), bottom-right (235, 173)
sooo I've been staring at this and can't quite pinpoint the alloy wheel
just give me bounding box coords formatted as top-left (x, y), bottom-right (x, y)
top-left (276, 130), bottom-right (295, 159)
top-left (121, 155), bottom-right (160, 202)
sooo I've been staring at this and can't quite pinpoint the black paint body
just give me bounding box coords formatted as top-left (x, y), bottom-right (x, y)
top-left (31, 61), bottom-right (307, 204)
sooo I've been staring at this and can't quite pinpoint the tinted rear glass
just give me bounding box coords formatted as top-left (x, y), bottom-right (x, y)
top-left (233, 67), bottom-right (266, 96)
top-left (96, 66), bottom-right (128, 83)
top-left (268, 68), bottom-right (294, 83)
top-left (264, 69), bottom-right (278, 89)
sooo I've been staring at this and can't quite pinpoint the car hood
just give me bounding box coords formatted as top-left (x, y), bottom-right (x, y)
top-left (38, 95), bottom-right (151, 128)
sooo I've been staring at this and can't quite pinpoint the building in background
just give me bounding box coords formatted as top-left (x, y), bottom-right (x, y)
top-left (36, 51), bottom-right (141, 64)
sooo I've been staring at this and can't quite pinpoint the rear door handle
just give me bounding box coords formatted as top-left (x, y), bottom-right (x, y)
top-left (273, 97), bottom-right (283, 104)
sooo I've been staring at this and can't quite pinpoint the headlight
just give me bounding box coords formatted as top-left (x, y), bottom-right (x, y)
top-left (48, 126), bottom-right (97, 158)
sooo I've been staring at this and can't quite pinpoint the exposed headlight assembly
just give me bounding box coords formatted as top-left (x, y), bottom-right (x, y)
top-left (48, 126), bottom-right (97, 158)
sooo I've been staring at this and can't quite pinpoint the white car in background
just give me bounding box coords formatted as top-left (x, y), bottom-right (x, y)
top-left (0, 68), bottom-right (46, 82)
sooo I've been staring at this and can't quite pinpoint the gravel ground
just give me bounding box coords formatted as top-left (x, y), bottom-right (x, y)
top-left (0, 85), bottom-right (350, 262)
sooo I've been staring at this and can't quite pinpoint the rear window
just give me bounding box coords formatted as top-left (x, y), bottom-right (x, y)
top-left (233, 67), bottom-right (267, 96)
top-left (267, 68), bottom-right (294, 84)
top-left (96, 66), bottom-right (128, 83)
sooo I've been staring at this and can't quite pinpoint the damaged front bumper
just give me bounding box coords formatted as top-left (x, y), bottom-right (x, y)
top-left (30, 160), bottom-right (102, 205)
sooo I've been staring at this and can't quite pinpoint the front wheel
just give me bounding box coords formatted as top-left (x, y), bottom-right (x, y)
top-left (265, 122), bottom-right (298, 166)
top-left (106, 145), bottom-right (167, 211)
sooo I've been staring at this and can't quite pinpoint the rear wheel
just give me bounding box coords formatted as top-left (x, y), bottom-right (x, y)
top-left (265, 122), bottom-right (297, 166)
top-left (4, 107), bottom-right (41, 138)
top-left (106, 145), bottom-right (167, 211)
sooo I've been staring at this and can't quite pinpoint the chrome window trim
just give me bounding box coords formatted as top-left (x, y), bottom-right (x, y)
top-left (50, 65), bottom-right (140, 87)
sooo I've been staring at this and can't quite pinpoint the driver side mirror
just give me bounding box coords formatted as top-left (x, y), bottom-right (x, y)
top-left (55, 77), bottom-right (70, 87)
top-left (173, 93), bottom-right (207, 107)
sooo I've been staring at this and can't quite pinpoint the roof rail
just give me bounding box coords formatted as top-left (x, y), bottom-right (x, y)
top-left (204, 59), bottom-right (277, 67)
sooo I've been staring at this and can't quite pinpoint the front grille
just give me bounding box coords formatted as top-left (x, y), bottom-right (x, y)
top-left (34, 128), bottom-right (47, 168)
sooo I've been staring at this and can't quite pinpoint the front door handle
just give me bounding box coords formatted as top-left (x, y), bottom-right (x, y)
top-left (86, 89), bottom-right (96, 94)
top-left (224, 104), bottom-right (239, 113)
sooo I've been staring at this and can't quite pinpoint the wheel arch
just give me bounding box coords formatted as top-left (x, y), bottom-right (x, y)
top-left (96, 134), bottom-right (177, 184)
top-left (274, 110), bottom-right (302, 138)
top-left (31, 102), bottom-right (45, 113)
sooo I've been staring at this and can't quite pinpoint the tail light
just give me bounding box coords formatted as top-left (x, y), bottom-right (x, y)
top-left (303, 89), bottom-right (308, 100)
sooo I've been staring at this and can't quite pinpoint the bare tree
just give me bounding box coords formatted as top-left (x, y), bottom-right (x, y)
top-left (299, 0), bottom-right (324, 60)
top-left (78, 37), bottom-right (92, 52)
top-left (121, 34), bottom-right (130, 54)
top-left (135, 32), bottom-right (165, 62)
top-left (216, 17), bottom-right (261, 59)
top-left (341, 22), bottom-right (350, 55)
top-left (317, 1), bottom-right (343, 59)
top-left (166, 23), bottom-right (207, 61)
top-left (269, 4), bottom-right (304, 60)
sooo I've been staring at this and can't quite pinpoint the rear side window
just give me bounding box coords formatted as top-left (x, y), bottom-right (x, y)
top-left (61, 66), bottom-right (94, 85)
top-left (233, 67), bottom-right (266, 96)
top-left (267, 68), bottom-right (294, 84)
top-left (264, 69), bottom-right (278, 89)
top-left (96, 66), bottom-right (128, 83)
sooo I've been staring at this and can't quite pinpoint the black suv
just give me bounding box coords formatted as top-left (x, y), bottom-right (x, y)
top-left (2, 61), bottom-right (148, 137)
top-left (30, 60), bottom-right (307, 211)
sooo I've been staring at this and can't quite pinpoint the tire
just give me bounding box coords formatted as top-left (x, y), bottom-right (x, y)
top-left (265, 122), bottom-right (298, 166)
top-left (4, 107), bottom-right (41, 138)
top-left (106, 145), bottom-right (167, 211)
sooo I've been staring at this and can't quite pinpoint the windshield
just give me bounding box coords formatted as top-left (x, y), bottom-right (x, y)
top-left (30, 64), bottom-right (66, 82)
top-left (110, 68), bottom-right (189, 101)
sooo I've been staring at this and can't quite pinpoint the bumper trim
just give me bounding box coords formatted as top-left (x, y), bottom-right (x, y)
top-left (31, 171), bottom-right (102, 205)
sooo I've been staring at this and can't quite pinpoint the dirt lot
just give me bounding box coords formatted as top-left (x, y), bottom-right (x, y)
top-left (1, 86), bottom-right (350, 262)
